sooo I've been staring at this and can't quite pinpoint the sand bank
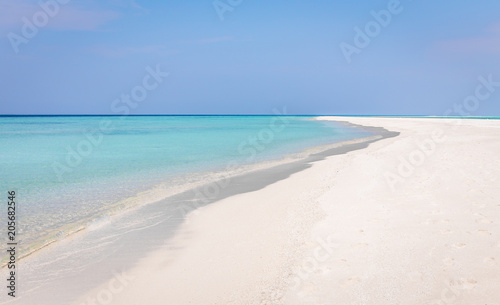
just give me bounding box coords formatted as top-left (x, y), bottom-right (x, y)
top-left (73, 117), bottom-right (500, 304)
top-left (6, 117), bottom-right (500, 305)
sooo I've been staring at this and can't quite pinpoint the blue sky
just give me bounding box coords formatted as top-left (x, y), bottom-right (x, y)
top-left (1, 0), bottom-right (499, 115)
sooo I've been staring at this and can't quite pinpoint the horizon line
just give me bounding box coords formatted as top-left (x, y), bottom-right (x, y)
top-left (0, 114), bottom-right (499, 118)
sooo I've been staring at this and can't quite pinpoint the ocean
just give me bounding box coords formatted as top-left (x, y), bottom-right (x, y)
top-left (0, 115), bottom-right (372, 260)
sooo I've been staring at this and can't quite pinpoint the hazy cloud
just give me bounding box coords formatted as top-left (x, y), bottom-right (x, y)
top-left (180, 36), bottom-right (254, 45)
top-left (90, 45), bottom-right (176, 57)
top-left (0, 0), bottom-right (119, 33)
top-left (434, 23), bottom-right (500, 54)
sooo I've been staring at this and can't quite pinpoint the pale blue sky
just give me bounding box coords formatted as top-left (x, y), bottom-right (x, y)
top-left (1, 0), bottom-right (499, 115)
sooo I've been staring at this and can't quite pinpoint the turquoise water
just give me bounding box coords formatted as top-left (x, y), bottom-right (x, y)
top-left (0, 115), bottom-right (371, 253)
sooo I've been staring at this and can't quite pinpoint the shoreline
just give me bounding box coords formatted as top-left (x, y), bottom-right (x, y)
top-left (285, 116), bottom-right (500, 304)
top-left (73, 116), bottom-right (499, 305)
top-left (1, 121), bottom-right (395, 305)
top-left (64, 120), bottom-right (397, 305)
top-left (0, 119), bottom-right (375, 268)
top-left (5, 116), bottom-right (496, 267)
top-left (5, 116), bottom-right (499, 304)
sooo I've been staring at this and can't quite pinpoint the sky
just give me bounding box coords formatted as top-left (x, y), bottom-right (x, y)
top-left (0, 0), bottom-right (499, 115)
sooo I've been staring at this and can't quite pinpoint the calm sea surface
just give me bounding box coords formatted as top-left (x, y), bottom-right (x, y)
top-left (0, 115), bottom-right (371, 255)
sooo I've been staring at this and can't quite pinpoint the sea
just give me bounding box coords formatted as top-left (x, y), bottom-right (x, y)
top-left (0, 115), bottom-right (373, 261)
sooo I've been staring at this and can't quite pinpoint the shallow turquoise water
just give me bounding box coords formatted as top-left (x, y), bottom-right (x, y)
top-left (0, 115), bottom-right (371, 249)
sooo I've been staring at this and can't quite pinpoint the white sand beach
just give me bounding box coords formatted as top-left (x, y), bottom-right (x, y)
top-left (72, 117), bottom-right (500, 305)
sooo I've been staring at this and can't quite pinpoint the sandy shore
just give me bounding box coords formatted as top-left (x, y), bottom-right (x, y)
top-left (68, 117), bottom-right (499, 304)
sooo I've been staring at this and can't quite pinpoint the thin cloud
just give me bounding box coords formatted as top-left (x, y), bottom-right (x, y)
top-left (434, 23), bottom-right (500, 54)
top-left (108, 0), bottom-right (150, 13)
top-left (179, 36), bottom-right (254, 45)
top-left (90, 45), bottom-right (177, 57)
top-left (0, 0), bottom-right (119, 33)
top-left (198, 36), bottom-right (235, 44)
top-left (0, 0), bottom-right (37, 30)
top-left (130, 0), bottom-right (149, 13)
top-left (486, 23), bottom-right (500, 35)
top-left (49, 7), bottom-right (119, 31)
